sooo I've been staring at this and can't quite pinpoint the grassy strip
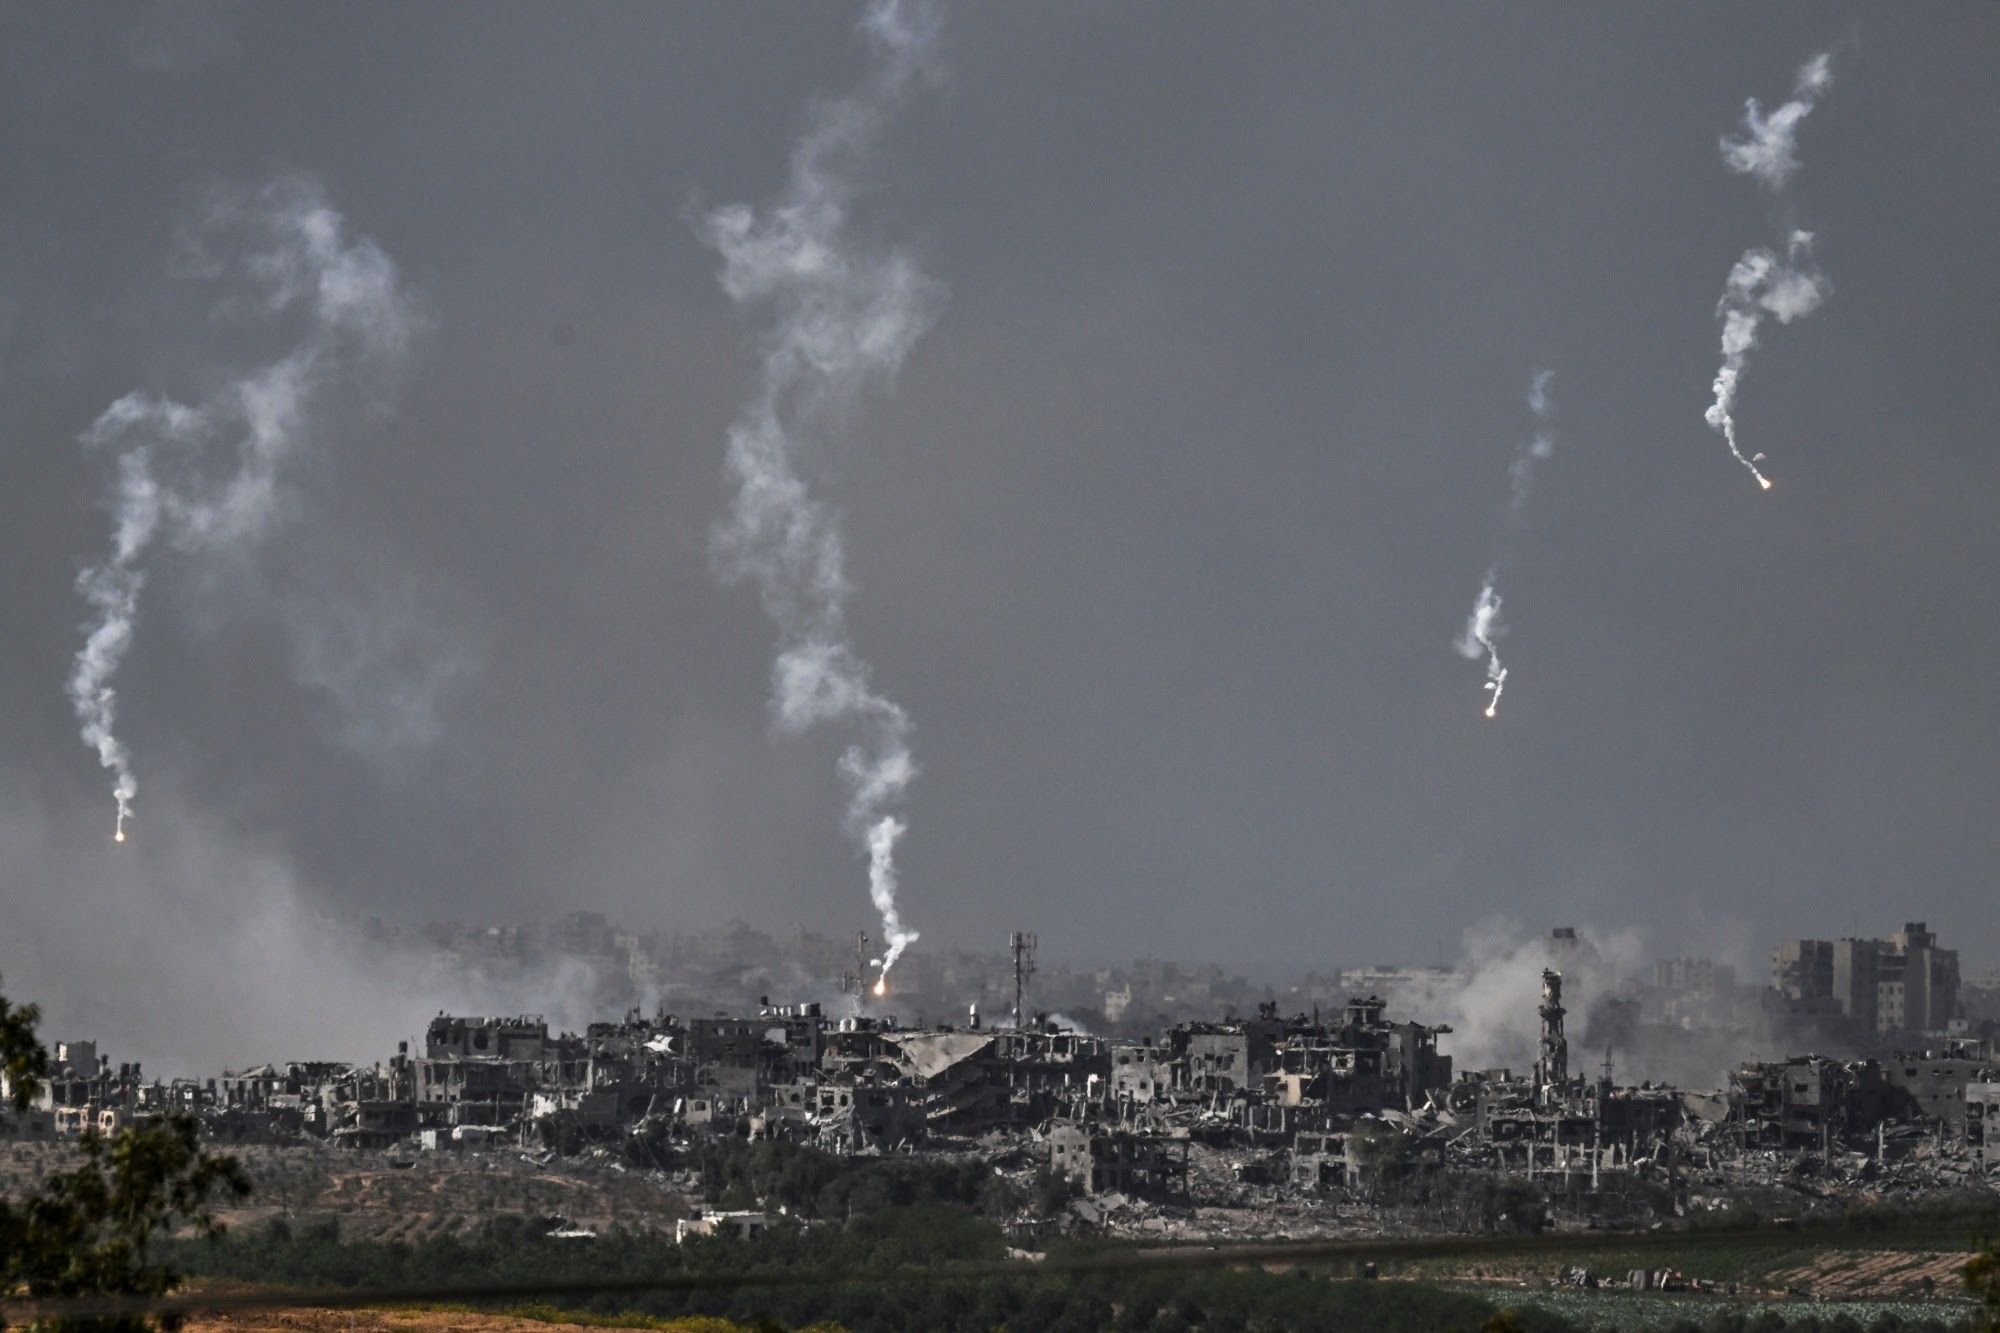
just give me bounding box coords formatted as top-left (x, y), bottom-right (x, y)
top-left (1394, 1213), bottom-right (2000, 1288)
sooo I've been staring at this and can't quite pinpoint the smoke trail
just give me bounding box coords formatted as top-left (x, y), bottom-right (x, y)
top-left (1705, 52), bottom-right (1835, 490)
top-left (1704, 230), bottom-right (1829, 491)
top-left (68, 174), bottom-right (415, 840)
top-left (1507, 368), bottom-right (1556, 513)
top-left (1455, 578), bottom-right (1507, 719)
top-left (1454, 372), bottom-right (1555, 719)
top-left (1719, 52), bottom-right (1833, 192)
top-left (699, 0), bottom-right (944, 982)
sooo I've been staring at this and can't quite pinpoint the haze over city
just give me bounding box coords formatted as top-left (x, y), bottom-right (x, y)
top-left (1, 2), bottom-right (1995, 1075)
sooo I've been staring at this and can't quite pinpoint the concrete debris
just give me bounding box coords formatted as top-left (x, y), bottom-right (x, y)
top-left (3, 942), bottom-right (1995, 1238)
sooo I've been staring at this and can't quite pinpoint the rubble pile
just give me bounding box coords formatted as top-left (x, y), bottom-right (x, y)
top-left (2, 966), bottom-right (1993, 1234)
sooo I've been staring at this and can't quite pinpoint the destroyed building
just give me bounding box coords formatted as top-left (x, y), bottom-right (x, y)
top-left (9, 929), bottom-right (1997, 1220)
top-left (1045, 1119), bottom-right (1189, 1197)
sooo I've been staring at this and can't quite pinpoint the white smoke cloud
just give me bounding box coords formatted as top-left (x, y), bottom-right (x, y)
top-left (699, 0), bottom-right (944, 982)
top-left (1454, 371), bottom-right (1556, 719)
top-left (274, 551), bottom-right (473, 766)
top-left (1704, 230), bottom-right (1829, 490)
top-left (1381, 919), bottom-right (1646, 1076)
top-left (1508, 368), bottom-right (1556, 511)
top-left (1720, 52), bottom-right (1834, 191)
top-left (68, 174), bottom-right (418, 840)
top-left (0, 772), bottom-right (622, 1077)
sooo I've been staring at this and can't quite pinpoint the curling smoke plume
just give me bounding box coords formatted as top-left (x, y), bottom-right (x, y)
top-left (1705, 52), bottom-right (1835, 490)
top-left (1719, 52), bottom-right (1833, 192)
top-left (1456, 579), bottom-right (1507, 719)
top-left (1705, 232), bottom-right (1828, 491)
top-left (700, 0), bottom-right (944, 983)
top-left (1454, 372), bottom-right (1556, 719)
top-left (69, 175), bottom-right (415, 840)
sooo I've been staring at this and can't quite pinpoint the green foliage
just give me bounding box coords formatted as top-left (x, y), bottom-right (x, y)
top-left (0, 977), bottom-right (251, 1331)
top-left (1969, 1236), bottom-right (2000, 1333)
top-left (1385, 1169), bottom-right (1550, 1234)
top-left (675, 1138), bottom-right (1022, 1220)
top-left (0, 977), bottom-right (52, 1114)
top-left (1347, 1122), bottom-right (1416, 1200)
top-left (168, 1214), bottom-right (1581, 1333)
top-left (1030, 1166), bottom-right (1078, 1216)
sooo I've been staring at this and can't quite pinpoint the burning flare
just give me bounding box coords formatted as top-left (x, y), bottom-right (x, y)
top-left (1705, 53), bottom-right (1834, 489)
top-left (1453, 371), bottom-right (1555, 720)
top-left (1457, 579), bottom-right (1508, 719)
top-left (1706, 232), bottom-right (1824, 492)
top-left (68, 175), bottom-right (414, 839)
top-left (698, 0), bottom-right (941, 985)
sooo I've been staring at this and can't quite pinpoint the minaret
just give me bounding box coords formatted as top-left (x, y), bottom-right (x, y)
top-left (1010, 931), bottom-right (1038, 1029)
top-left (1534, 968), bottom-right (1568, 1091)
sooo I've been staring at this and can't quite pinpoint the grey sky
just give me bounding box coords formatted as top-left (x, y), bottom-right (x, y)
top-left (2, 3), bottom-right (1996, 1061)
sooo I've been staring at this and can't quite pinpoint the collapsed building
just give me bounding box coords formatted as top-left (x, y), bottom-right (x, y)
top-left (5, 949), bottom-right (1995, 1215)
top-left (1453, 971), bottom-right (1687, 1183)
top-left (1723, 1039), bottom-right (2000, 1151)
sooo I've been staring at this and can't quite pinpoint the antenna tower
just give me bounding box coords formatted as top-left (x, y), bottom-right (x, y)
top-left (840, 931), bottom-right (871, 1001)
top-left (1010, 931), bottom-right (1038, 1029)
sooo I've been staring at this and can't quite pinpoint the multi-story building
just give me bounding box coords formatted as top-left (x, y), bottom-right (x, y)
top-left (1773, 939), bottom-right (1835, 1004)
top-left (1770, 922), bottom-right (1961, 1035)
top-left (1653, 958), bottom-right (1737, 993)
top-left (1883, 1041), bottom-right (1997, 1129)
top-left (1967, 1080), bottom-right (1999, 1166)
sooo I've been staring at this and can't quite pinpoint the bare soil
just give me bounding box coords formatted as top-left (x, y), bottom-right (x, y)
top-left (2, 1142), bottom-right (691, 1240)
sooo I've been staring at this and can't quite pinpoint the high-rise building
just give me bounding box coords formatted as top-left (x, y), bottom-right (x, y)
top-left (1831, 938), bottom-right (1882, 1031)
top-left (1772, 938), bottom-right (1834, 1002)
top-left (1770, 922), bottom-right (1960, 1035)
top-left (1881, 922), bottom-right (1959, 1035)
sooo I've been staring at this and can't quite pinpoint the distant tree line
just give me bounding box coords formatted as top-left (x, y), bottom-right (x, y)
top-left (169, 1207), bottom-right (1570, 1333)
top-left (1, 973), bottom-right (250, 1330)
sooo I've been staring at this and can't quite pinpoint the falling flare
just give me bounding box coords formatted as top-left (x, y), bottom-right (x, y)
top-left (1455, 373), bottom-right (1554, 723)
top-left (1707, 43), bottom-right (1835, 491)
top-left (699, 0), bottom-right (940, 982)
top-left (67, 176), bottom-right (415, 841)
top-left (1457, 579), bottom-right (1509, 720)
top-left (1708, 395), bottom-right (1777, 492)
top-left (872, 977), bottom-right (888, 998)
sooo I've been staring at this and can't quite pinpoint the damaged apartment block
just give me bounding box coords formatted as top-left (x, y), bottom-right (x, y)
top-left (5, 925), bottom-right (1995, 1228)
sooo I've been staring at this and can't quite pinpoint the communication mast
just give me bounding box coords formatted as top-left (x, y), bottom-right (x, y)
top-left (1010, 931), bottom-right (1038, 1029)
top-left (840, 931), bottom-right (871, 1002)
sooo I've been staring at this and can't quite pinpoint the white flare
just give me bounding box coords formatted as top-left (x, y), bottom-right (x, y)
top-left (1456, 372), bottom-right (1555, 719)
top-left (700, 0), bottom-right (941, 979)
top-left (1456, 579), bottom-right (1508, 719)
top-left (1706, 52), bottom-right (1835, 487)
top-left (67, 175), bottom-right (414, 837)
top-left (1705, 231), bottom-right (1827, 490)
